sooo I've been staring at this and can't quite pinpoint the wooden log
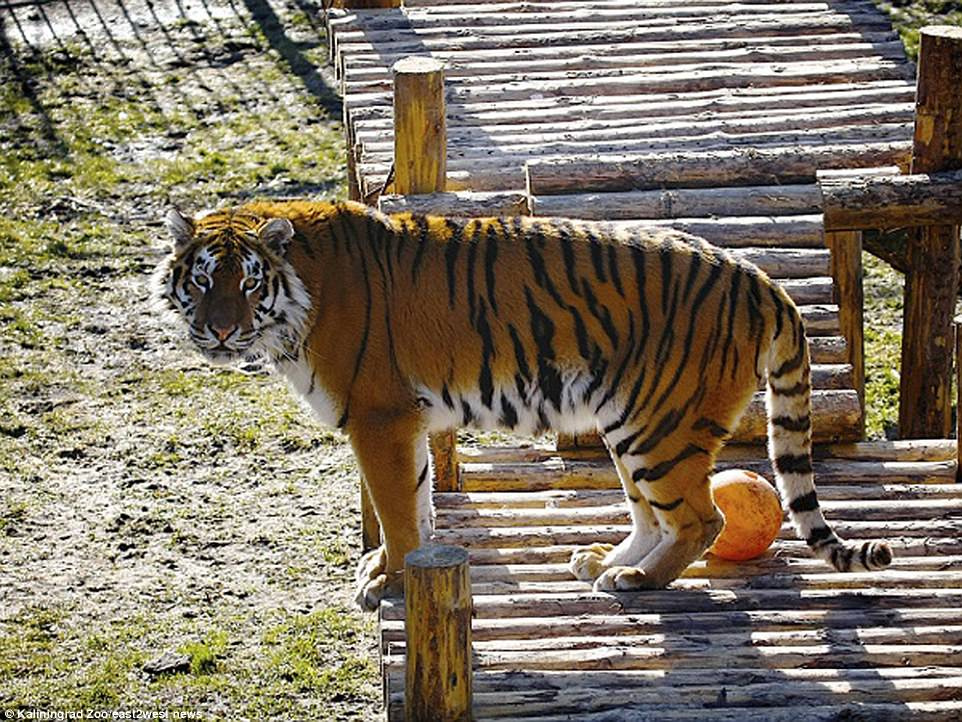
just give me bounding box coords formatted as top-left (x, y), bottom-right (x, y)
top-left (342, 56), bottom-right (911, 99)
top-left (529, 184), bottom-right (821, 220)
top-left (404, 545), bottom-right (473, 721)
top-left (433, 483), bottom-right (962, 510)
top-left (458, 457), bottom-right (955, 492)
top-left (389, 637), bottom-right (962, 675)
top-left (399, 666), bottom-right (962, 700)
top-left (617, 215), bottom-right (825, 248)
top-left (432, 496), bottom-right (962, 529)
top-left (355, 106), bottom-right (914, 152)
top-left (459, 535), bottom-right (962, 566)
top-left (359, 124), bottom-right (913, 178)
top-left (379, 190), bottom-right (529, 217)
top-left (430, 518), bottom-right (962, 550)
top-left (900, 26), bottom-right (962, 439)
top-left (384, 605), bottom-right (962, 645)
top-left (357, 135), bottom-right (913, 194)
top-left (346, 82), bottom-right (915, 127)
top-left (818, 438), bottom-right (956, 461)
top-left (821, 170), bottom-right (962, 230)
top-left (344, 61), bottom-right (910, 112)
top-left (457, 437), bottom-right (957, 464)
top-left (333, 4), bottom-right (889, 31)
top-left (343, 37), bottom-right (907, 79)
top-left (526, 145), bottom-right (911, 195)
top-left (343, 43), bottom-right (908, 93)
top-left (391, 56), bottom-right (461, 492)
top-left (385, 667), bottom-right (962, 711)
top-left (822, 229), bottom-right (865, 430)
top-left (356, 109), bottom-right (915, 154)
top-left (382, 585), bottom-right (962, 621)
top-left (494, 701), bottom-right (962, 722)
top-left (333, 15), bottom-right (898, 54)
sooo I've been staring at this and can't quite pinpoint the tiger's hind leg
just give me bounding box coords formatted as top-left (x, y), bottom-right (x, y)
top-left (593, 436), bottom-right (724, 592)
top-left (570, 438), bottom-right (661, 582)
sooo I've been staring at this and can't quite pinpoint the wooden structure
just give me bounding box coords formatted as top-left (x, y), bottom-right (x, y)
top-left (325, 2), bottom-right (962, 718)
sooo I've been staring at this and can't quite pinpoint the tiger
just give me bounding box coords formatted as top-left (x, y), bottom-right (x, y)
top-left (153, 199), bottom-right (892, 610)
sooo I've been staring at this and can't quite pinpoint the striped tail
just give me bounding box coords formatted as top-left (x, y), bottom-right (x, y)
top-left (765, 297), bottom-right (892, 572)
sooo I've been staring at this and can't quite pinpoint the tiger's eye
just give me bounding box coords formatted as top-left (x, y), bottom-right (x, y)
top-left (243, 277), bottom-right (261, 292)
top-left (193, 274), bottom-right (210, 290)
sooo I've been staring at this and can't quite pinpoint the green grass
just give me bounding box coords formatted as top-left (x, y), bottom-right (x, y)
top-left (876, 0), bottom-right (962, 58)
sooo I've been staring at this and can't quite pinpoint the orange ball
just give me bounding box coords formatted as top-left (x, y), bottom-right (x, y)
top-left (708, 469), bottom-right (783, 561)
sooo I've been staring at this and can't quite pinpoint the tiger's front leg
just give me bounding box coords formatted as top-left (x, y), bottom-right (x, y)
top-left (348, 414), bottom-right (430, 611)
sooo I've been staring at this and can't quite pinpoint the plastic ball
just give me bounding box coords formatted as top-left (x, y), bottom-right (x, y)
top-left (708, 469), bottom-right (783, 561)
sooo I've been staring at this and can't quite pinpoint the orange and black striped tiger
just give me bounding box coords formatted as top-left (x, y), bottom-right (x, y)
top-left (154, 199), bottom-right (892, 610)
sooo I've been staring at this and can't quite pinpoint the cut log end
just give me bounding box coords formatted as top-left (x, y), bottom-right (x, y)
top-left (392, 55), bottom-right (446, 76)
top-left (406, 543), bottom-right (470, 570)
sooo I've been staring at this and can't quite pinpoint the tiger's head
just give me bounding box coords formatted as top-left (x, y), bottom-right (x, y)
top-left (153, 207), bottom-right (310, 364)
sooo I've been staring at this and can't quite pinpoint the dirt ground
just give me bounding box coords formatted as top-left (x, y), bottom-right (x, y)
top-left (1, 1), bottom-right (384, 718)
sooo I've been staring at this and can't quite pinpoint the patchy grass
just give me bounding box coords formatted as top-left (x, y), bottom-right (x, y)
top-left (875, 0), bottom-right (962, 58)
top-left (0, 1), bottom-right (373, 719)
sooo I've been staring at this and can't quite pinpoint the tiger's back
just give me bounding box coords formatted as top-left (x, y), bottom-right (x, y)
top-left (156, 199), bottom-right (892, 609)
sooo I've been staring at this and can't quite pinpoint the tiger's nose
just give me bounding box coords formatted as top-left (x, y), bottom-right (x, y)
top-left (211, 324), bottom-right (237, 342)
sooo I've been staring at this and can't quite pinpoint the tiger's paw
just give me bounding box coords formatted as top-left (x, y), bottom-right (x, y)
top-left (592, 565), bottom-right (654, 592)
top-left (569, 543), bottom-right (615, 582)
top-left (355, 546), bottom-right (387, 587)
top-left (354, 570), bottom-right (403, 612)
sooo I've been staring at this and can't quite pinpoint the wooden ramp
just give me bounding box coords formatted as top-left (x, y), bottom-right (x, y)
top-left (325, 1), bottom-right (962, 718)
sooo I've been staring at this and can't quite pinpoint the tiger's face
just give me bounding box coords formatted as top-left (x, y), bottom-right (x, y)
top-left (154, 208), bottom-right (310, 364)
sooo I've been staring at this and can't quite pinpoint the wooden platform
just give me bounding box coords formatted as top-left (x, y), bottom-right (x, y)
top-left (328, 0), bottom-right (918, 198)
top-left (381, 440), bottom-right (962, 720)
top-left (324, 1), bottom-right (962, 718)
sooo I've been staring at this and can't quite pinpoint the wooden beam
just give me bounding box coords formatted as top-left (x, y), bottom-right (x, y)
top-left (823, 230), bottom-right (865, 433)
top-left (899, 26), bottom-right (962, 439)
top-left (821, 169), bottom-right (962, 230)
top-left (404, 545), bottom-right (473, 721)
top-left (526, 144), bottom-right (911, 195)
top-left (391, 56), bottom-right (461, 492)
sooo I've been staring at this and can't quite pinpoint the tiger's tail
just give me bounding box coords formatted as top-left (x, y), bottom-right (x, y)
top-left (765, 294), bottom-right (892, 572)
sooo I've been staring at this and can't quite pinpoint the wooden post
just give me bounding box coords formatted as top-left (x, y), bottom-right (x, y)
top-left (899, 26), bottom-right (962, 439)
top-left (404, 545), bottom-right (472, 721)
top-left (957, 317), bottom-right (962, 482)
top-left (824, 229), bottom-right (865, 434)
top-left (360, 480), bottom-right (380, 552)
top-left (392, 56), bottom-right (460, 491)
top-left (393, 56), bottom-right (447, 195)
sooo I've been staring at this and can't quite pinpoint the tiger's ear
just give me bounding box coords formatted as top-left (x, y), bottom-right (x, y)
top-left (259, 217), bottom-right (295, 255)
top-left (165, 209), bottom-right (194, 249)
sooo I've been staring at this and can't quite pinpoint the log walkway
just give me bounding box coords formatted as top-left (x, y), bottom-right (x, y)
top-left (324, 1), bottom-right (962, 718)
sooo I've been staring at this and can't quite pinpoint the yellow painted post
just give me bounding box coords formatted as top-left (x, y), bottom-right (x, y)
top-left (392, 55), bottom-right (460, 491)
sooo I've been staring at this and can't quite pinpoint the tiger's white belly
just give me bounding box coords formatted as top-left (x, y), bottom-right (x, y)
top-left (415, 374), bottom-right (604, 437)
top-left (278, 357), bottom-right (342, 429)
